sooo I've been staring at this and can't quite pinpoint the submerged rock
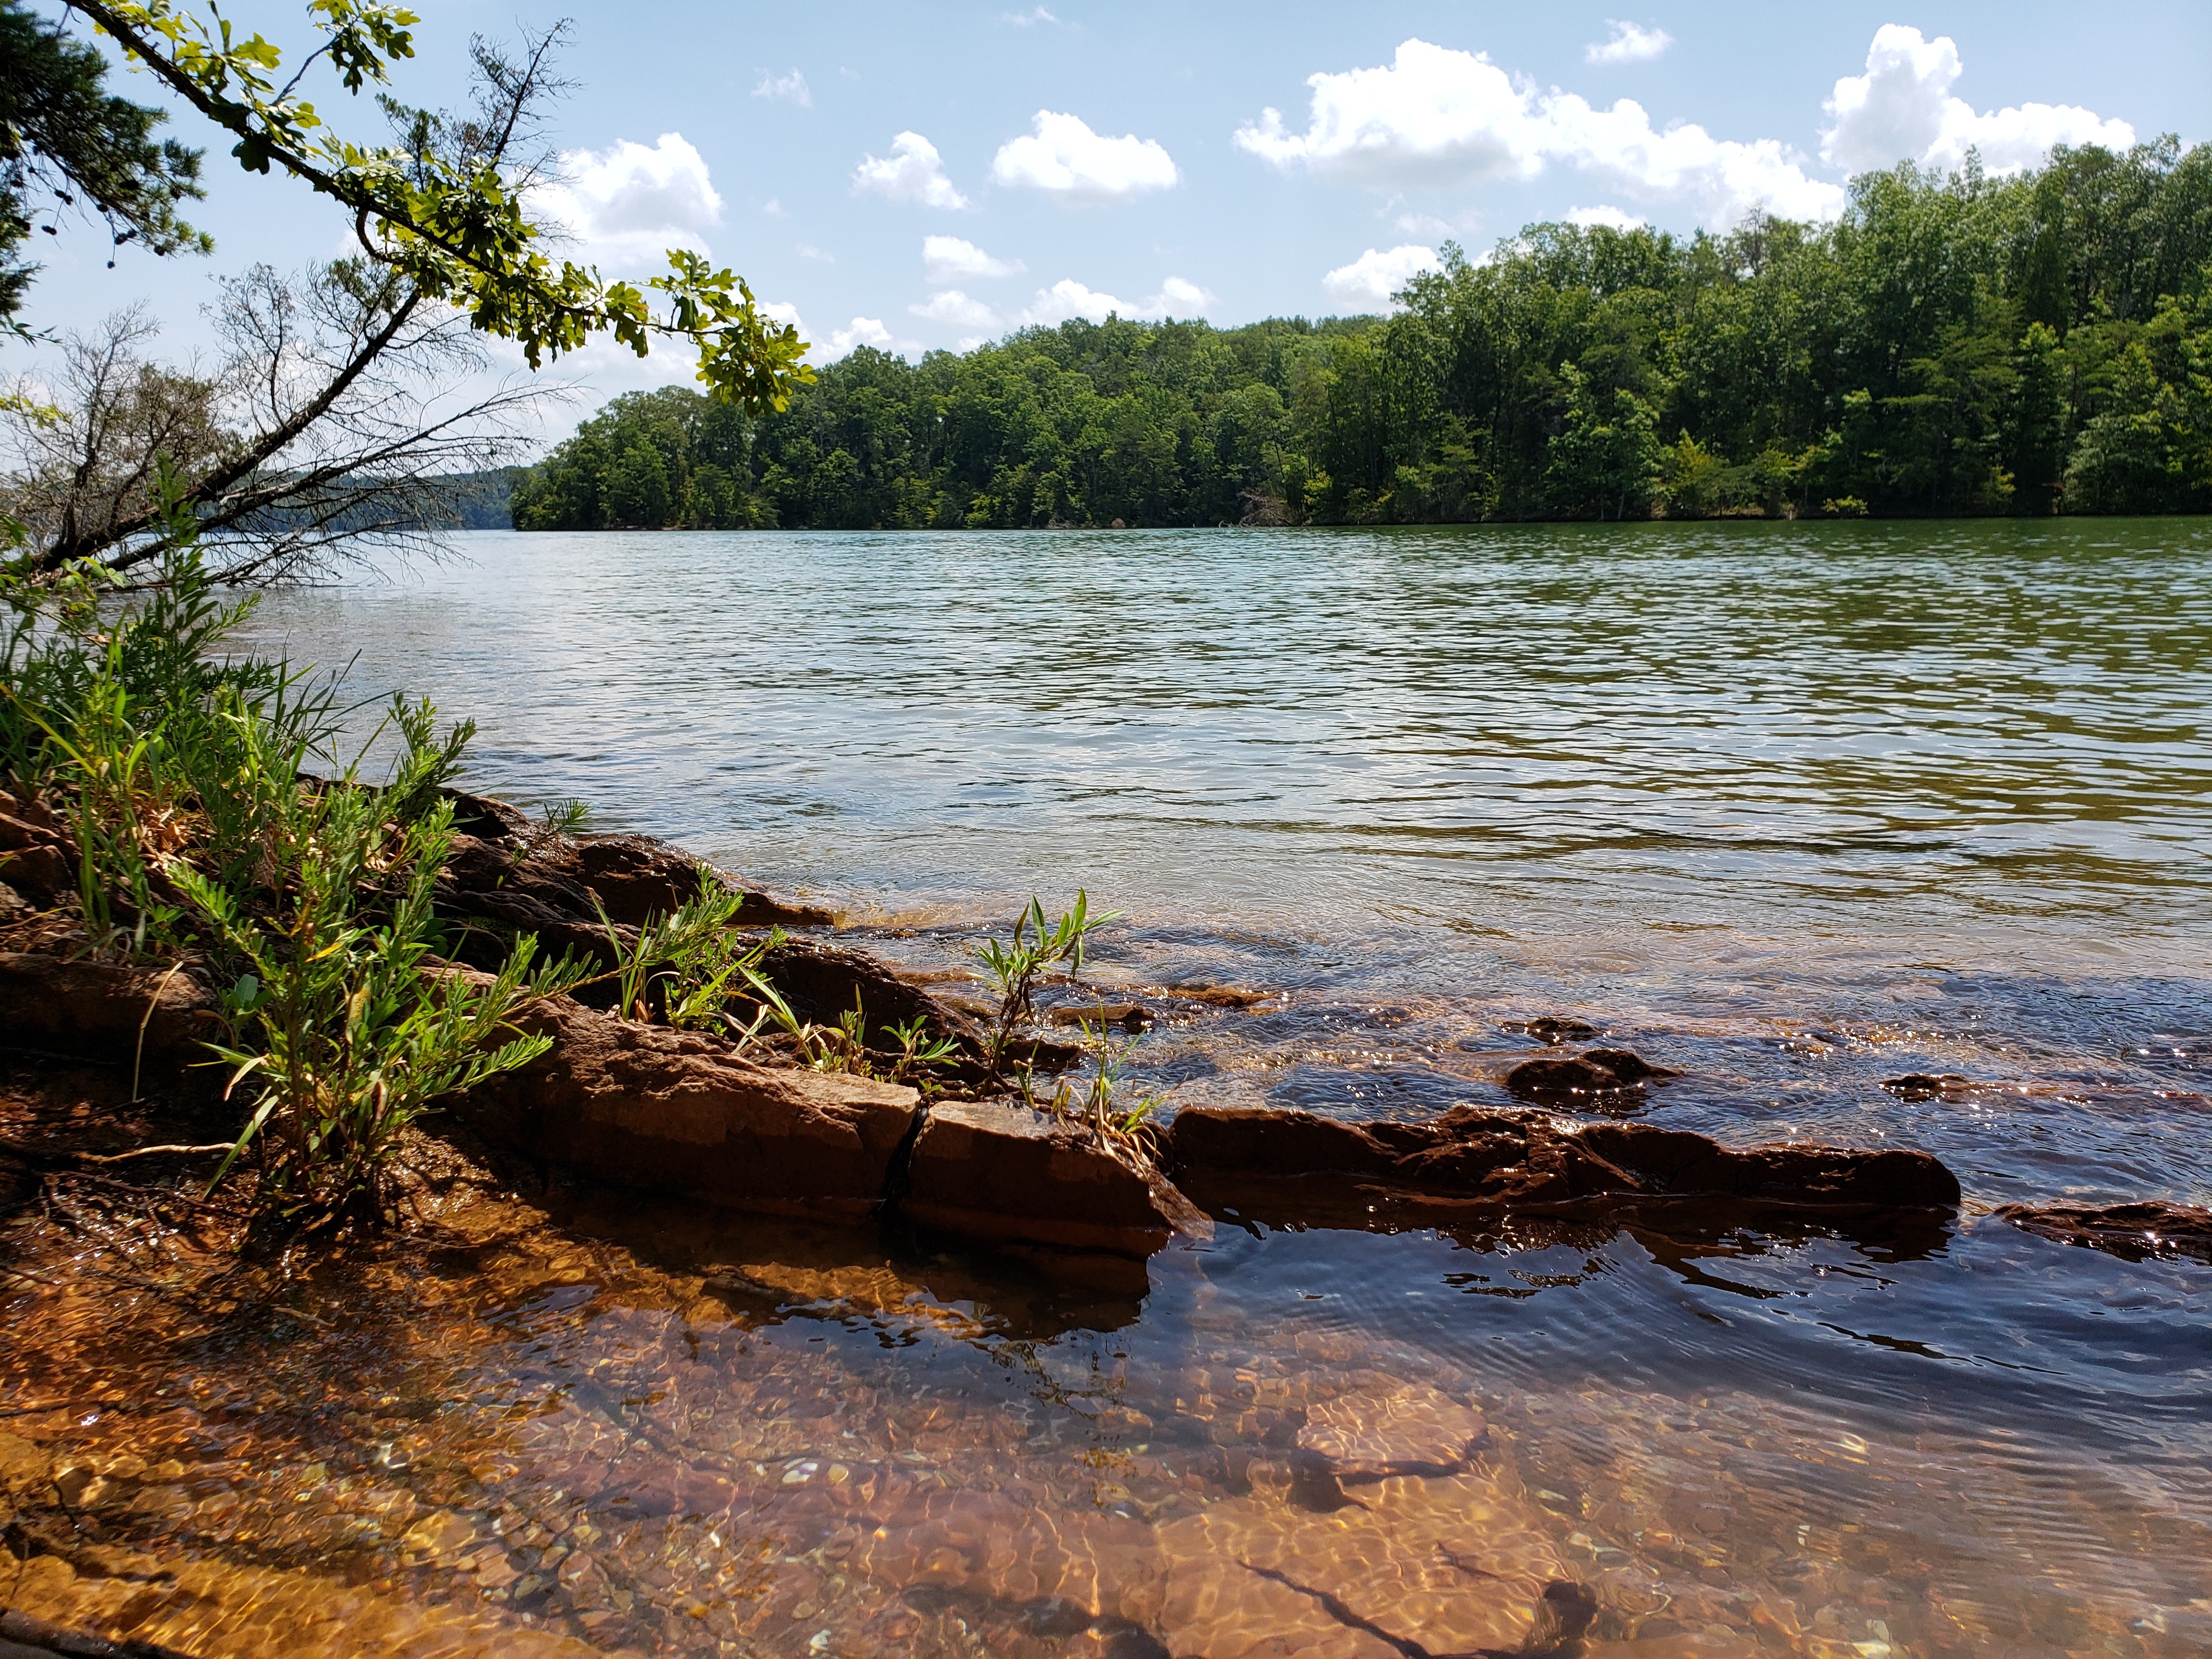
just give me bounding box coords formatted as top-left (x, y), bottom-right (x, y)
top-left (1994, 1201), bottom-right (2212, 1264)
top-left (1881, 1072), bottom-right (1974, 1102)
top-left (1167, 1103), bottom-right (1961, 1224)
top-left (1295, 1384), bottom-right (1488, 1480)
top-left (901, 1101), bottom-right (1214, 1259)
top-left (1509, 1015), bottom-right (1599, 1045)
top-left (1503, 1046), bottom-right (1679, 1108)
top-left (1047, 1000), bottom-right (1154, 1031)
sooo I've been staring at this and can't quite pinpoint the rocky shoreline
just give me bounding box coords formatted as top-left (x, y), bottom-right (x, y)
top-left (12, 785), bottom-right (2197, 1273)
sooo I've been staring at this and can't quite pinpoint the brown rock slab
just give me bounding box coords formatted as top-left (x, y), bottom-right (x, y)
top-left (0, 790), bottom-right (71, 910)
top-left (0, 952), bottom-right (222, 1085)
top-left (1995, 1201), bottom-right (2212, 1263)
top-left (458, 988), bottom-right (919, 1220)
top-left (902, 1101), bottom-right (1214, 1258)
top-left (1167, 1104), bottom-right (1960, 1224)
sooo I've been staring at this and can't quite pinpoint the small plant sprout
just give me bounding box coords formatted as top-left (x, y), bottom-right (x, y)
top-left (593, 872), bottom-right (748, 1022)
top-left (883, 1014), bottom-right (962, 1086)
top-left (974, 890), bottom-right (1124, 1080)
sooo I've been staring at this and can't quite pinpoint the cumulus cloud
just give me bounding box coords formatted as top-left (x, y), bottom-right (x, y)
top-left (1585, 21), bottom-right (1671, 65)
top-left (1003, 5), bottom-right (1057, 22)
top-left (1237, 41), bottom-right (1546, 187)
top-left (753, 305), bottom-right (912, 362)
top-left (1566, 204), bottom-right (1644, 230)
top-left (923, 235), bottom-right (1025, 282)
top-left (1017, 275), bottom-right (1211, 325)
top-left (536, 133), bottom-right (724, 266)
top-left (1821, 24), bottom-right (2132, 175)
top-left (1155, 275), bottom-right (1212, 315)
top-left (1322, 245), bottom-right (1443, 309)
top-left (990, 111), bottom-right (1179, 203)
top-left (752, 69), bottom-right (810, 106)
top-left (910, 289), bottom-right (1000, 329)
top-left (1235, 38), bottom-right (1843, 225)
top-left (827, 317), bottom-right (899, 357)
top-left (854, 132), bottom-right (971, 210)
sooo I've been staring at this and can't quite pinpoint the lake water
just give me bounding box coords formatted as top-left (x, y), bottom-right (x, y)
top-left (25, 520), bottom-right (2207, 1657)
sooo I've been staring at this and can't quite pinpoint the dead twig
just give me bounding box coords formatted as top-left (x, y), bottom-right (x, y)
top-left (74, 1144), bottom-right (236, 1165)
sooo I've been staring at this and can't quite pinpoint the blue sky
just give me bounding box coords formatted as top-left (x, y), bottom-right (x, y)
top-left (16, 0), bottom-right (2211, 422)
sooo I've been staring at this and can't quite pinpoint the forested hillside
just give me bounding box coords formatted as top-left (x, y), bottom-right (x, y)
top-left (512, 141), bottom-right (2212, 529)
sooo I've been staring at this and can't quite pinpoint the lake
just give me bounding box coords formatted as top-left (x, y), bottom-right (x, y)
top-left (111, 517), bottom-right (2204, 1655)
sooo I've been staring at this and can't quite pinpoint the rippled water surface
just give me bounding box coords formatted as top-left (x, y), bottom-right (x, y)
top-left (8, 521), bottom-right (2210, 1658)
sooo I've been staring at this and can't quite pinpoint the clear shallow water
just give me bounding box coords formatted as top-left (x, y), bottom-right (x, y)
top-left (33, 518), bottom-right (2200, 1656)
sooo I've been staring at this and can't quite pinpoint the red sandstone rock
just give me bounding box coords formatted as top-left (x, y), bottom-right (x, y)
top-left (459, 989), bottom-right (921, 1221)
top-left (0, 952), bottom-right (223, 1085)
top-left (902, 1101), bottom-right (1214, 1259)
top-left (0, 791), bottom-right (73, 910)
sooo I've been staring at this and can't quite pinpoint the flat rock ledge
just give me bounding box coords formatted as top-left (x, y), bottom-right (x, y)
top-left (901, 1101), bottom-right (1213, 1257)
top-left (456, 989), bottom-right (1206, 1259)
top-left (1166, 1104), bottom-right (1962, 1224)
top-left (460, 989), bottom-right (919, 1222)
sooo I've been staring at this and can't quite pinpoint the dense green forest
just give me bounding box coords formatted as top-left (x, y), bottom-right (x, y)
top-left (511, 142), bottom-right (2212, 529)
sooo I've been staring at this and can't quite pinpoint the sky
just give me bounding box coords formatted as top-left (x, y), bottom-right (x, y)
top-left (14, 0), bottom-right (2211, 433)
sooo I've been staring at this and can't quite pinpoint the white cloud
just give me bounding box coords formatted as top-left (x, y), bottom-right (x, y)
top-left (537, 133), bottom-right (723, 267)
top-left (761, 197), bottom-right (786, 218)
top-left (854, 132), bottom-right (972, 210)
top-left (990, 111), bottom-right (1180, 203)
top-left (1585, 21), bottom-right (1672, 65)
top-left (1322, 244), bottom-right (1443, 309)
top-left (752, 68), bottom-right (811, 107)
top-left (1821, 24), bottom-right (2133, 176)
top-left (910, 289), bottom-right (1000, 329)
top-left (923, 235), bottom-right (1025, 282)
top-left (1566, 204), bottom-right (1644, 230)
top-left (1236, 38), bottom-right (1844, 225)
top-left (828, 318), bottom-right (894, 356)
top-left (1017, 275), bottom-right (1212, 325)
top-left (1003, 5), bottom-right (1058, 22)
top-left (761, 302), bottom-right (914, 365)
top-left (1237, 41), bottom-right (1546, 187)
top-left (795, 242), bottom-right (834, 262)
top-left (1021, 279), bottom-right (1130, 325)
top-left (1541, 93), bottom-right (1847, 222)
top-left (1155, 275), bottom-right (1212, 315)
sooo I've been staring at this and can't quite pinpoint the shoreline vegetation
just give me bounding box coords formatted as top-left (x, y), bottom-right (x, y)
top-left (512, 142), bottom-right (2212, 533)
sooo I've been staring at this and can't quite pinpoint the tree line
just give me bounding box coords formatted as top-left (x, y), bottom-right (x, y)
top-left (512, 140), bottom-right (2212, 530)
